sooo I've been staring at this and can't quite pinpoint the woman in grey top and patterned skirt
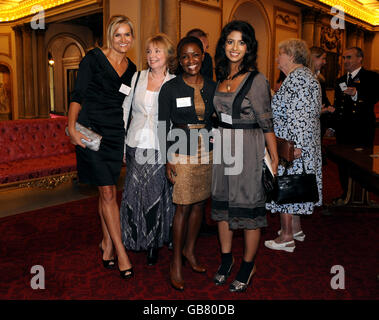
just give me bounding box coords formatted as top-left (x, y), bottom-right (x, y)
top-left (211, 21), bottom-right (278, 292)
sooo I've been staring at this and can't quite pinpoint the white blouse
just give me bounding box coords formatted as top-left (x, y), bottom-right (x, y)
top-left (122, 69), bottom-right (175, 150)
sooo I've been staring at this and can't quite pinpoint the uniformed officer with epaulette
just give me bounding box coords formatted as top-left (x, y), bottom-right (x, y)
top-left (332, 46), bottom-right (379, 204)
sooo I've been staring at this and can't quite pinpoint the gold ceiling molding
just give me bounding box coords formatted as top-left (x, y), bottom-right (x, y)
top-left (0, 0), bottom-right (76, 22)
top-left (318, 0), bottom-right (378, 26)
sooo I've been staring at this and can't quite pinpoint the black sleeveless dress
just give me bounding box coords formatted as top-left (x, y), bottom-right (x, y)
top-left (70, 47), bottom-right (136, 186)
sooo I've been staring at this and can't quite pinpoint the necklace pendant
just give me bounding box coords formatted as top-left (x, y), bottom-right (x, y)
top-left (227, 83), bottom-right (231, 92)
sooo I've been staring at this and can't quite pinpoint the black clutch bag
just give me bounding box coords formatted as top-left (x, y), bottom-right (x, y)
top-left (272, 158), bottom-right (319, 205)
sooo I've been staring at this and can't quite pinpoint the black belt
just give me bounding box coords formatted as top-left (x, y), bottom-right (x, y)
top-left (218, 122), bottom-right (260, 129)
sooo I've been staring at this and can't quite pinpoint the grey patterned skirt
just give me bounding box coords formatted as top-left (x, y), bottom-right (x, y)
top-left (120, 146), bottom-right (174, 250)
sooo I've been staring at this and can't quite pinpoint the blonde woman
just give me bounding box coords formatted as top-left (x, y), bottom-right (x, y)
top-left (120, 33), bottom-right (176, 266)
top-left (310, 46), bottom-right (335, 140)
top-left (68, 15), bottom-right (136, 279)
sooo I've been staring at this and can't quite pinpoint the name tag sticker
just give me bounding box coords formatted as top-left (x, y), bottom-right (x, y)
top-left (221, 113), bottom-right (232, 124)
top-left (119, 84), bottom-right (131, 95)
top-left (176, 97), bottom-right (191, 108)
top-left (339, 82), bottom-right (347, 91)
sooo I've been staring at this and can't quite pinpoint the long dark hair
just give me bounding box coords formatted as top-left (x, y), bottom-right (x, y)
top-left (215, 20), bottom-right (258, 81)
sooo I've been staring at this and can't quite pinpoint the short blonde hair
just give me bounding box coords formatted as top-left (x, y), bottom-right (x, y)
top-left (279, 38), bottom-right (310, 67)
top-left (145, 33), bottom-right (177, 74)
top-left (106, 15), bottom-right (134, 49)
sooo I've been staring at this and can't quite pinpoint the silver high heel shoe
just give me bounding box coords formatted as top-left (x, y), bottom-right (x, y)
top-left (213, 256), bottom-right (234, 286)
top-left (229, 265), bottom-right (256, 293)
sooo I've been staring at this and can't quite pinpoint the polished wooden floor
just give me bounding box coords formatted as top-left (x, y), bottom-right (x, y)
top-left (0, 169), bottom-right (126, 219)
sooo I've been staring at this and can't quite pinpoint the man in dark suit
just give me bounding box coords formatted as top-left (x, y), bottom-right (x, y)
top-left (332, 47), bottom-right (379, 204)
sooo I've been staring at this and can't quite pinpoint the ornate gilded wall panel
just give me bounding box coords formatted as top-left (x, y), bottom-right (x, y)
top-left (272, 7), bottom-right (300, 86)
top-left (0, 33), bottom-right (11, 59)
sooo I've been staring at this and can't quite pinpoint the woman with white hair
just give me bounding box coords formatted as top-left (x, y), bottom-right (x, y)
top-left (265, 39), bottom-right (322, 252)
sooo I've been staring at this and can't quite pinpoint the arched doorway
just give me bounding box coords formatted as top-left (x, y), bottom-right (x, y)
top-left (47, 35), bottom-right (85, 115)
top-left (0, 63), bottom-right (12, 120)
top-left (230, 0), bottom-right (272, 80)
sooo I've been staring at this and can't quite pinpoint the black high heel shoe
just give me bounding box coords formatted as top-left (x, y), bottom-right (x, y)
top-left (99, 243), bottom-right (116, 270)
top-left (119, 267), bottom-right (134, 280)
top-left (147, 247), bottom-right (158, 266)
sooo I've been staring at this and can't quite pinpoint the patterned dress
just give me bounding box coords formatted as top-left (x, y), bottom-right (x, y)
top-left (266, 66), bottom-right (322, 215)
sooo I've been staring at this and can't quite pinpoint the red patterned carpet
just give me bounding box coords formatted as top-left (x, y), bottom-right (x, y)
top-left (0, 161), bottom-right (378, 300)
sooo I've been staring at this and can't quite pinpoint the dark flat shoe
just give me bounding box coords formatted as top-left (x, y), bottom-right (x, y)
top-left (147, 248), bottom-right (158, 266)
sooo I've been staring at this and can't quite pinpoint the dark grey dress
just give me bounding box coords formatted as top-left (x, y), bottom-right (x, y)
top-left (211, 72), bottom-right (274, 230)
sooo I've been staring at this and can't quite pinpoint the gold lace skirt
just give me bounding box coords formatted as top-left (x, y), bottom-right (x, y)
top-left (170, 136), bottom-right (212, 205)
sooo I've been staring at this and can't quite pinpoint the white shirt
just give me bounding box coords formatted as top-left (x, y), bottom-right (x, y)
top-left (347, 67), bottom-right (361, 82)
top-left (347, 67), bottom-right (361, 101)
top-left (122, 69), bottom-right (175, 150)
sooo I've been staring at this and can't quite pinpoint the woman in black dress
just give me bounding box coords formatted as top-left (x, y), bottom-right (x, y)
top-left (68, 15), bottom-right (136, 279)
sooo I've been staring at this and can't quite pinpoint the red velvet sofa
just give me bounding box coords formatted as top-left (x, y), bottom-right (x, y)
top-left (0, 117), bottom-right (77, 188)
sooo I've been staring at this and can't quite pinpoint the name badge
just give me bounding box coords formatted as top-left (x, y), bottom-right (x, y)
top-left (221, 113), bottom-right (232, 125)
top-left (119, 84), bottom-right (131, 95)
top-left (339, 82), bottom-right (347, 91)
top-left (176, 97), bottom-right (191, 108)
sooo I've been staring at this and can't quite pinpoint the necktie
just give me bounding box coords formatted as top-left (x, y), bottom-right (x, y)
top-left (347, 73), bottom-right (353, 87)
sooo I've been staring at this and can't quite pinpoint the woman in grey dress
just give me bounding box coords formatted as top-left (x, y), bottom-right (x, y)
top-left (265, 39), bottom-right (322, 252)
top-left (211, 21), bottom-right (278, 292)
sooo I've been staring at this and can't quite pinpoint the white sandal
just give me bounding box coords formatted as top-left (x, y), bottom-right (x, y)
top-left (264, 240), bottom-right (295, 252)
top-left (277, 230), bottom-right (306, 242)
